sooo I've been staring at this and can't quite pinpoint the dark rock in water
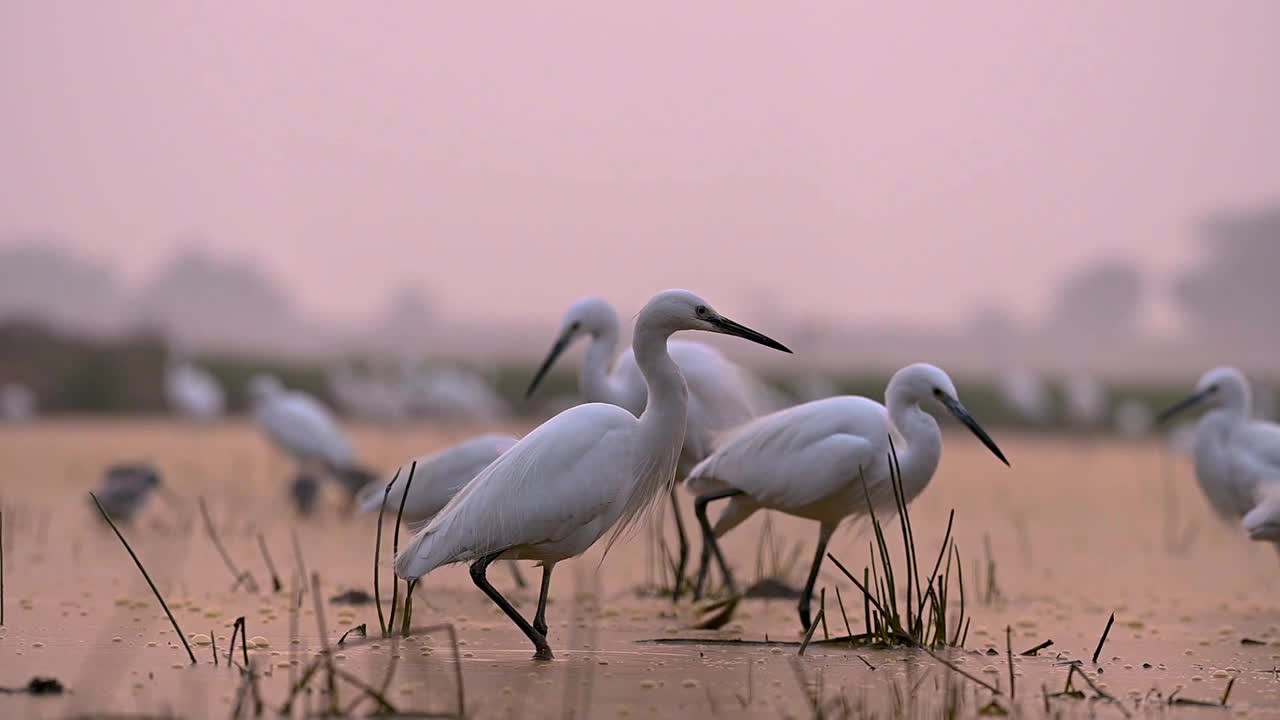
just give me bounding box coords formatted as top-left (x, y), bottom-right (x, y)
top-left (0, 677), bottom-right (66, 696)
top-left (290, 473), bottom-right (320, 515)
top-left (27, 677), bottom-right (65, 695)
top-left (330, 589), bottom-right (374, 605)
top-left (743, 577), bottom-right (804, 600)
top-left (92, 462), bottom-right (163, 522)
top-left (1241, 637), bottom-right (1266, 645)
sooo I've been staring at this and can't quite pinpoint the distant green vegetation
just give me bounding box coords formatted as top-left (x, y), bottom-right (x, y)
top-left (0, 319), bottom-right (1201, 428)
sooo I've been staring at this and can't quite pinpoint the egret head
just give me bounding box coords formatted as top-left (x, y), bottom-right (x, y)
top-left (248, 374), bottom-right (284, 405)
top-left (890, 363), bottom-right (1010, 466)
top-left (524, 297), bottom-right (619, 399)
top-left (1157, 366), bottom-right (1251, 423)
top-left (525, 291), bottom-right (791, 398)
top-left (633, 289), bottom-right (792, 351)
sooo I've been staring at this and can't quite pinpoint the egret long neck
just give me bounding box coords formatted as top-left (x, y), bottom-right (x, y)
top-left (580, 322), bottom-right (624, 406)
top-left (887, 400), bottom-right (943, 504)
top-left (602, 323), bottom-right (688, 544)
top-left (632, 326), bottom-right (688, 456)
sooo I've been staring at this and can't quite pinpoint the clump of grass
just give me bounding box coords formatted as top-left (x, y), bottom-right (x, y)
top-left (825, 438), bottom-right (968, 648)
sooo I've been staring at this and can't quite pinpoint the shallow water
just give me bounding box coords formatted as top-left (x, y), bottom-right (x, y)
top-left (1, 420), bottom-right (1278, 718)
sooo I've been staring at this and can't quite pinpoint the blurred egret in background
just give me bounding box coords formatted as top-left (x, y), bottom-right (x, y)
top-left (1159, 366), bottom-right (1280, 551)
top-left (165, 360), bottom-right (225, 420)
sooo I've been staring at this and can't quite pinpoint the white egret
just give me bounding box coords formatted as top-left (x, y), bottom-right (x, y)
top-left (165, 361), bottom-right (225, 420)
top-left (394, 290), bottom-right (790, 659)
top-left (1063, 373), bottom-right (1109, 429)
top-left (685, 363), bottom-right (1009, 631)
top-left (1158, 367), bottom-right (1280, 552)
top-left (358, 433), bottom-right (527, 586)
top-left (401, 365), bottom-right (510, 421)
top-left (248, 374), bottom-right (374, 506)
top-left (0, 383), bottom-right (37, 421)
top-left (996, 367), bottom-right (1052, 426)
top-left (1113, 399), bottom-right (1154, 437)
top-left (523, 296), bottom-right (775, 599)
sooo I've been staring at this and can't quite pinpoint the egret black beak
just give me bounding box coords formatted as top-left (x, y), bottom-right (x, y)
top-left (708, 315), bottom-right (792, 354)
top-left (525, 329), bottom-right (575, 399)
top-left (937, 394), bottom-right (1010, 466)
top-left (1157, 388), bottom-right (1213, 424)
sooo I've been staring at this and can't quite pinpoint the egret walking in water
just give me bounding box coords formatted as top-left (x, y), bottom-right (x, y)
top-left (1158, 367), bottom-right (1280, 550)
top-left (357, 433), bottom-right (528, 587)
top-left (523, 296), bottom-right (775, 599)
top-left (395, 290), bottom-right (790, 659)
top-left (248, 374), bottom-right (376, 510)
top-left (686, 363), bottom-right (1010, 631)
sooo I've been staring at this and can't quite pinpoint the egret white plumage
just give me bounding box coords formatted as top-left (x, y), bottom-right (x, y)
top-left (0, 383), bottom-right (37, 421)
top-left (359, 433), bottom-right (527, 586)
top-left (523, 296), bottom-right (776, 599)
top-left (996, 367), bottom-right (1051, 426)
top-left (394, 290), bottom-right (790, 659)
top-left (1158, 367), bottom-right (1280, 550)
top-left (165, 361), bottom-right (225, 420)
top-left (1063, 373), bottom-right (1108, 429)
top-left (248, 374), bottom-right (374, 508)
top-left (357, 434), bottom-right (519, 521)
top-left (685, 363), bottom-right (1009, 631)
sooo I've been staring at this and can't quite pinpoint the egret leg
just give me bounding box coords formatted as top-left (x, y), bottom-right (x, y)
top-left (797, 523), bottom-right (836, 632)
top-left (693, 488), bottom-right (744, 600)
top-left (469, 551), bottom-right (552, 661)
top-left (506, 561), bottom-right (529, 589)
top-left (532, 563), bottom-right (555, 636)
top-left (669, 485), bottom-right (690, 602)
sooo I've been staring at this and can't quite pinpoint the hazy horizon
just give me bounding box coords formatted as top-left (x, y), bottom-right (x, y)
top-left (4, 2), bottom-right (1279, 337)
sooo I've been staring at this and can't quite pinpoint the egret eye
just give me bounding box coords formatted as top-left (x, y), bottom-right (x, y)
top-left (569, 321), bottom-right (581, 332)
top-left (932, 387), bottom-right (943, 397)
top-left (695, 305), bottom-right (708, 317)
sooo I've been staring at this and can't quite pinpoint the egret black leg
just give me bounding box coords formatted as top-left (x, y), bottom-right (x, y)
top-left (469, 552), bottom-right (552, 660)
top-left (532, 563), bottom-right (554, 636)
top-left (693, 489), bottom-right (744, 600)
top-left (692, 540), bottom-right (713, 600)
top-left (670, 485), bottom-right (690, 602)
top-left (506, 561), bottom-right (529, 589)
top-left (797, 524), bottom-right (835, 632)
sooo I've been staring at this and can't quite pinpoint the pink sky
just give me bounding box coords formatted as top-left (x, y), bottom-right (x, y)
top-left (2, 2), bottom-right (1278, 331)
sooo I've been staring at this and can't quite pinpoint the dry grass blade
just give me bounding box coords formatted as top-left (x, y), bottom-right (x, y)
top-left (1092, 612), bottom-right (1115, 664)
top-left (197, 496), bottom-right (257, 592)
top-left (373, 468), bottom-right (400, 638)
top-left (917, 645), bottom-right (1002, 695)
top-left (210, 627), bottom-right (218, 667)
top-left (1, 508), bottom-right (4, 627)
top-left (256, 533), bottom-right (283, 593)
top-left (89, 492), bottom-right (196, 664)
top-left (1006, 625), bottom-right (1015, 700)
top-left (310, 572), bottom-right (339, 714)
top-left (388, 461), bottom-right (418, 637)
top-left (1066, 665), bottom-right (1131, 717)
top-left (1021, 639), bottom-right (1053, 656)
top-left (797, 608), bottom-right (824, 656)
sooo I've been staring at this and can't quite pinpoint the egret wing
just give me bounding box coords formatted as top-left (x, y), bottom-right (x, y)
top-left (395, 404), bottom-right (637, 576)
top-left (687, 397), bottom-right (889, 512)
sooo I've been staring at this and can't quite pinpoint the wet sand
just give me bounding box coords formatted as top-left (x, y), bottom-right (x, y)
top-left (1, 420), bottom-right (1278, 718)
